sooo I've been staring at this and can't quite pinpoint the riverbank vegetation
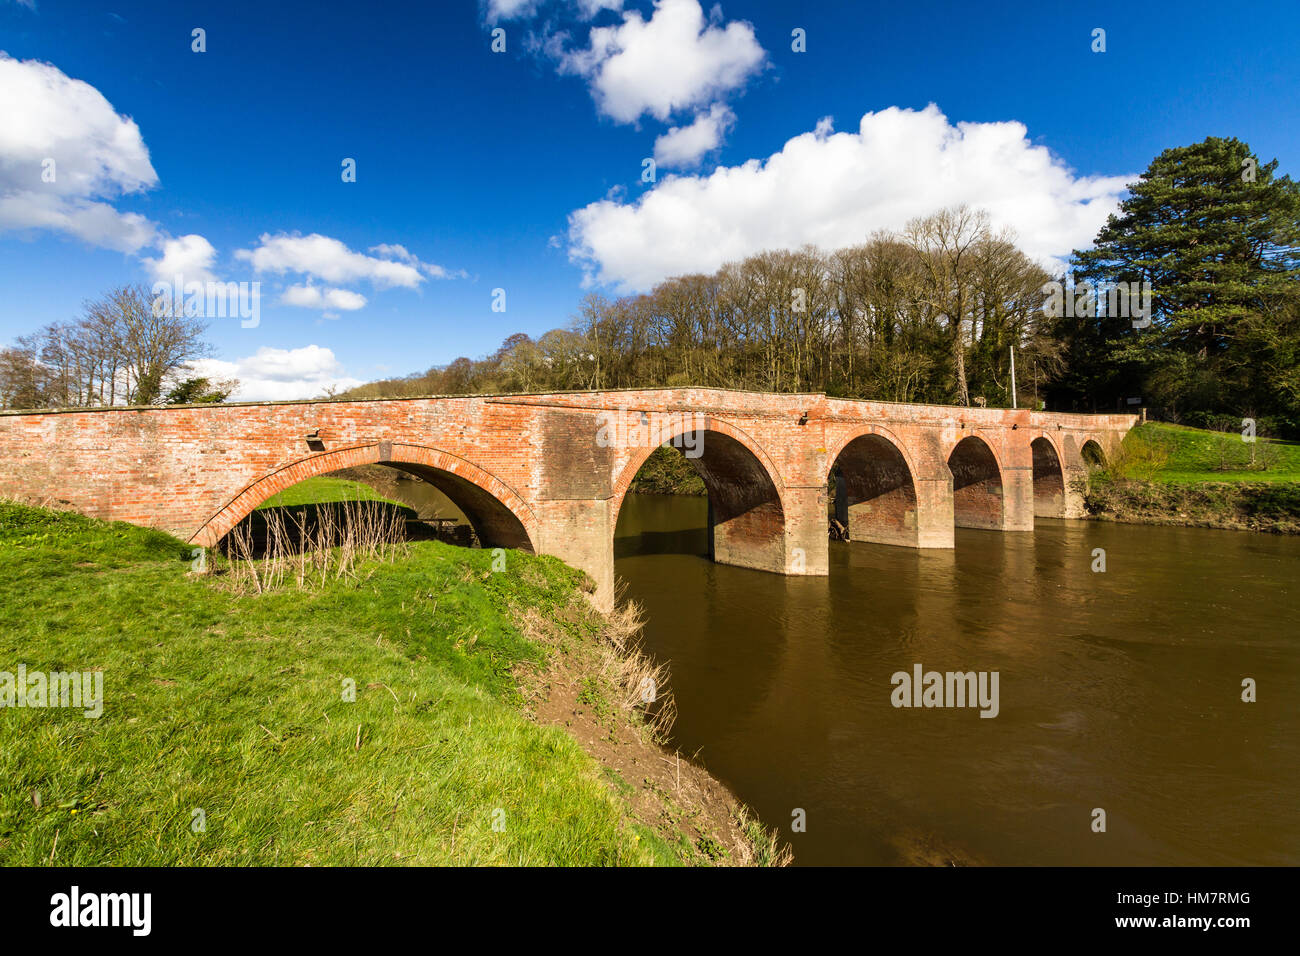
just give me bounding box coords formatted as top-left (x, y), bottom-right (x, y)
top-left (0, 499), bottom-right (785, 866)
top-left (1082, 479), bottom-right (1300, 534)
top-left (1081, 422), bottom-right (1300, 533)
top-left (628, 446), bottom-right (706, 497)
top-left (1099, 422), bottom-right (1300, 484)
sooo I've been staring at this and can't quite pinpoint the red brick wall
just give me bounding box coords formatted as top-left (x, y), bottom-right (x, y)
top-left (0, 390), bottom-right (1137, 608)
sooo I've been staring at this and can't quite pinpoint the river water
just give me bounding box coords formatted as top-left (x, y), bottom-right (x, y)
top-left (613, 494), bottom-right (1300, 866)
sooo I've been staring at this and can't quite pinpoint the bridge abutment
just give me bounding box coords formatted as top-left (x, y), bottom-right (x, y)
top-left (535, 498), bottom-right (616, 612)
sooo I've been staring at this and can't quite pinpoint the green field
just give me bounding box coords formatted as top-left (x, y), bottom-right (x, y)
top-left (256, 475), bottom-right (404, 509)
top-left (0, 500), bottom-right (767, 866)
top-left (1106, 422), bottom-right (1300, 484)
top-left (1083, 422), bottom-right (1300, 533)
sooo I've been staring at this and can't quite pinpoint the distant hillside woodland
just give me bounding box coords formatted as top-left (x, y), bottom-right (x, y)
top-left (343, 140), bottom-right (1300, 437)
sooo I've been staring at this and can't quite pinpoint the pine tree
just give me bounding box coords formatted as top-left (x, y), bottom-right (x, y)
top-left (1073, 137), bottom-right (1300, 430)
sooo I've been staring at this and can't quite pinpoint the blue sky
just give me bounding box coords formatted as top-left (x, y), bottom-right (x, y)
top-left (1, 0), bottom-right (1297, 398)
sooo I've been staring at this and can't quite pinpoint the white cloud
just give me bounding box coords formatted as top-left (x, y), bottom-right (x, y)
top-left (281, 283), bottom-right (368, 312)
top-left (0, 53), bottom-right (159, 251)
top-left (654, 103), bottom-right (734, 168)
top-left (187, 346), bottom-right (363, 402)
top-left (234, 234), bottom-right (462, 313)
top-left (421, 262), bottom-right (466, 279)
top-left (486, 0), bottom-right (620, 22)
top-left (364, 242), bottom-right (465, 279)
top-left (568, 104), bottom-right (1135, 292)
top-left (485, 0), bottom-right (539, 21)
top-left (236, 233), bottom-right (426, 289)
top-left (573, 0), bottom-right (623, 17)
top-left (367, 242), bottom-right (417, 264)
top-left (559, 0), bottom-right (765, 123)
top-left (0, 191), bottom-right (156, 251)
top-left (373, 242), bottom-right (470, 280)
top-left (143, 234), bottom-right (217, 283)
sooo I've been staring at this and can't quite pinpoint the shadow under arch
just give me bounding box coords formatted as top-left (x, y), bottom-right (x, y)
top-left (947, 435), bottom-right (1005, 530)
top-left (1080, 439), bottom-right (1107, 471)
top-left (1030, 435), bottom-right (1066, 518)
top-left (190, 442), bottom-right (537, 552)
top-left (827, 430), bottom-right (919, 547)
top-left (611, 420), bottom-right (786, 574)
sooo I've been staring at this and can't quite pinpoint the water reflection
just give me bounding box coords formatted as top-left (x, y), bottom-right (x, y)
top-left (614, 494), bottom-right (1300, 866)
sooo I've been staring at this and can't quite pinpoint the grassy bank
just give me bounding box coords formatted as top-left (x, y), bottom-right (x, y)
top-left (257, 475), bottom-right (405, 509)
top-left (1082, 422), bottom-right (1300, 533)
top-left (0, 500), bottom-right (782, 866)
top-left (1083, 477), bottom-right (1300, 533)
top-left (1101, 421), bottom-right (1300, 483)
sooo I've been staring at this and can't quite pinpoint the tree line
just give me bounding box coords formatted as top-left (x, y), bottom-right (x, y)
top-left (347, 205), bottom-right (1067, 410)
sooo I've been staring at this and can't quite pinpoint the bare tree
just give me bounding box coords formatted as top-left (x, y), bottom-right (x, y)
top-left (2, 284), bottom-right (217, 409)
top-left (0, 336), bottom-right (51, 409)
top-left (101, 284), bottom-right (213, 405)
top-left (906, 206), bottom-right (991, 405)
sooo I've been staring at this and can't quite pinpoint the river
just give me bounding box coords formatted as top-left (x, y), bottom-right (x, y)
top-left (613, 493), bottom-right (1300, 866)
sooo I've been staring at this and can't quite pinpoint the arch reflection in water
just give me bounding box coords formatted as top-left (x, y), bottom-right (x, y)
top-left (615, 493), bottom-right (1300, 867)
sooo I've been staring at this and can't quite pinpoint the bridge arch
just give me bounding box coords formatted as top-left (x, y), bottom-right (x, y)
top-left (190, 442), bottom-right (538, 551)
top-left (946, 434), bottom-right (1005, 530)
top-left (826, 427), bottom-right (919, 547)
top-left (1030, 434), bottom-right (1067, 518)
top-left (611, 416), bottom-right (787, 573)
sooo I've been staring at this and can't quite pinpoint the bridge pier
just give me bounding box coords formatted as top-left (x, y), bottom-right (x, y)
top-left (838, 473), bottom-right (957, 550)
top-left (914, 476), bottom-right (957, 548)
top-left (1002, 466), bottom-right (1036, 532)
top-left (545, 484), bottom-right (831, 614)
top-left (782, 485), bottom-right (830, 575)
top-left (701, 484), bottom-right (825, 577)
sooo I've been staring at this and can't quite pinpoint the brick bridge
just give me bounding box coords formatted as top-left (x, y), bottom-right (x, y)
top-left (0, 389), bottom-right (1135, 609)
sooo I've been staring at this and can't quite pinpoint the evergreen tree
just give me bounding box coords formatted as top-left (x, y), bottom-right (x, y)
top-left (1073, 137), bottom-right (1300, 429)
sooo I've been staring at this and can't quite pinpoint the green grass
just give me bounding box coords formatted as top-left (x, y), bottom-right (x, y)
top-left (1108, 422), bottom-right (1300, 484)
top-left (0, 500), bottom-right (691, 866)
top-left (257, 475), bottom-right (404, 509)
top-left (1084, 423), bottom-right (1300, 532)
